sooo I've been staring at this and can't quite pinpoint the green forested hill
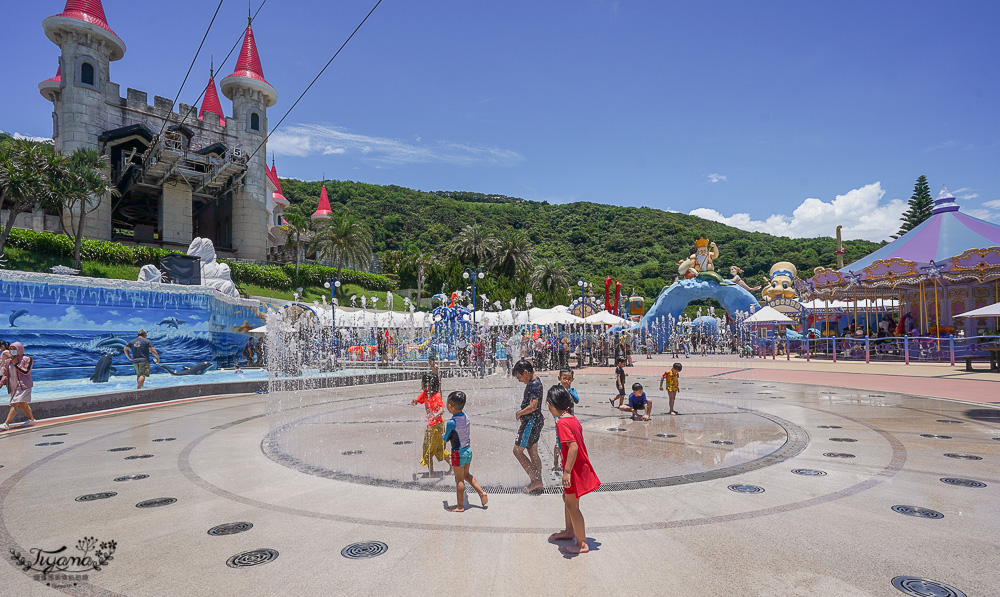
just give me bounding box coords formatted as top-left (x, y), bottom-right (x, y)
top-left (280, 178), bottom-right (884, 304)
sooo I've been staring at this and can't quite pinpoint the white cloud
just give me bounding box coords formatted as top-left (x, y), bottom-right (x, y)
top-left (983, 199), bottom-right (1000, 209)
top-left (963, 208), bottom-right (1000, 222)
top-left (689, 182), bottom-right (907, 242)
top-left (707, 173), bottom-right (727, 183)
top-left (269, 123), bottom-right (524, 167)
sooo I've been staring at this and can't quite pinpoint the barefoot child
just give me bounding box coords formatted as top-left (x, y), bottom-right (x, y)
top-left (609, 357), bottom-right (627, 407)
top-left (547, 384), bottom-right (600, 554)
top-left (512, 359), bottom-right (544, 494)
top-left (442, 391), bottom-right (488, 512)
top-left (619, 382), bottom-right (651, 420)
top-left (659, 362), bottom-right (682, 415)
top-left (411, 372), bottom-right (449, 476)
top-left (552, 369), bottom-right (579, 472)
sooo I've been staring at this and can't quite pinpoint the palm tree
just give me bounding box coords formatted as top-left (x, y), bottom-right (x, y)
top-left (405, 250), bottom-right (436, 309)
top-left (490, 228), bottom-right (534, 277)
top-left (449, 223), bottom-right (497, 267)
top-left (312, 212), bottom-right (373, 296)
top-left (530, 259), bottom-right (569, 293)
top-left (0, 138), bottom-right (61, 257)
top-left (280, 212), bottom-right (312, 276)
top-left (58, 148), bottom-right (119, 269)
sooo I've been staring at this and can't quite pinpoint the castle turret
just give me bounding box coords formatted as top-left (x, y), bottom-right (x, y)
top-left (312, 185), bottom-right (333, 221)
top-left (42, 0), bottom-right (126, 240)
top-left (220, 18), bottom-right (277, 261)
top-left (199, 69), bottom-right (225, 126)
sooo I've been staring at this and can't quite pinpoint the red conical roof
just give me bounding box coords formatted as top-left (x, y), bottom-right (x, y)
top-left (46, 65), bottom-right (62, 83)
top-left (198, 75), bottom-right (225, 126)
top-left (52, 0), bottom-right (116, 35)
top-left (230, 24), bottom-right (269, 85)
top-left (269, 160), bottom-right (288, 205)
top-left (311, 185), bottom-right (333, 220)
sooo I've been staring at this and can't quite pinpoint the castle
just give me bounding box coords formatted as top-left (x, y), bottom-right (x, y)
top-left (36, 0), bottom-right (290, 261)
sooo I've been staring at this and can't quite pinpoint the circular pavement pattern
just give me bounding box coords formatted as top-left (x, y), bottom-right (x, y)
top-left (226, 548), bottom-right (279, 568)
top-left (823, 452), bottom-right (856, 458)
top-left (943, 453), bottom-right (983, 461)
top-left (107, 447), bottom-right (135, 452)
top-left (75, 492), bottom-right (117, 502)
top-left (124, 454), bottom-right (154, 460)
top-left (791, 469), bottom-right (827, 476)
top-left (940, 478), bottom-right (987, 488)
top-left (114, 474), bottom-right (149, 482)
top-left (728, 484), bottom-right (764, 494)
top-left (136, 497), bottom-right (177, 508)
top-left (341, 541), bottom-right (388, 559)
top-left (891, 576), bottom-right (966, 596)
top-left (891, 505), bottom-right (944, 519)
top-left (208, 522), bottom-right (254, 536)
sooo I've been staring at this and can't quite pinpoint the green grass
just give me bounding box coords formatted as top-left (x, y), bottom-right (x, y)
top-left (3, 246), bottom-right (141, 280)
top-left (240, 282), bottom-right (411, 310)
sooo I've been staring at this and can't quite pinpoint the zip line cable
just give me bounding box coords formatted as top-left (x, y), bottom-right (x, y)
top-left (248, 0), bottom-right (385, 161)
top-left (158, 0), bottom-right (226, 138)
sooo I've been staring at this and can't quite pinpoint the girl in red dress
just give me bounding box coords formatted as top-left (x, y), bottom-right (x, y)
top-left (546, 384), bottom-right (600, 554)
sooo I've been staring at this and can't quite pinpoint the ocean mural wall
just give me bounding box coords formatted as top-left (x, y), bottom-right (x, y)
top-left (0, 271), bottom-right (265, 382)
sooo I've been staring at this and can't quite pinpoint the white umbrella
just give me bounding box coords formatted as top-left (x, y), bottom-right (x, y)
top-left (584, 311), bottom-right (630, 325)
top-left (531, 310), bottom-right (585, 326)
top-left (744, 306), bottom-right (795, 324)
top-left (954, 302), bottom-right (1000, 318)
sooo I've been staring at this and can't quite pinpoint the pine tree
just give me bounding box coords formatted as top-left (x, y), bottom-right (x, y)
top-left (893, 175), bottom-right (934, 239)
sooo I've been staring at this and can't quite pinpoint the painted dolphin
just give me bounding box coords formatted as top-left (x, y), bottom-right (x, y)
top-left (89, 354), bottom-right (118, 383)
top-left (157, 317), bottom-right (186, 329)
top-left (8, 309), bottom-right (28, 327)
top-left (160, 362), bottom-right (214, 376)
top-left (96, 334), bottom-right (128, 350)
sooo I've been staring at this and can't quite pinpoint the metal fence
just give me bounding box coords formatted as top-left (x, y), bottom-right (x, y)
top-left (748, 335), bottom-right (1000, 366)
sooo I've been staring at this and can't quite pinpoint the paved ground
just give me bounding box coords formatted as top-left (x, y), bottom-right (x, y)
top-left (0, 355), bottom-right (997, 596)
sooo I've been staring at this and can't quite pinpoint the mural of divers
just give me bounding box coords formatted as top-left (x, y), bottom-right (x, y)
top-left (157, 317), bottom-right (186, 329)
top-left (160, 362), bottom-right (214, 376)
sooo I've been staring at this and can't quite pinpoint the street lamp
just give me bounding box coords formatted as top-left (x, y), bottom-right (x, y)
top-left (463, 268), bottom-right (485, 327)
top-left (323, 277), bottom-right (341, 365)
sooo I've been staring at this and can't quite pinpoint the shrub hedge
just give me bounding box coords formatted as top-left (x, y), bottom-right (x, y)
top-left (4, 229), bottom-right (397, 292)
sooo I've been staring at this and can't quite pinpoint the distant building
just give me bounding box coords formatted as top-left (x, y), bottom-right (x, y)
top-left (35, 0), bottom-right (287, 261)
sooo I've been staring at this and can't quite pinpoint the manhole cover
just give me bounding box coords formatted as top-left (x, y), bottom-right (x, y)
top-left (655, 433), bottom-right (676, 438)
top-left (392, 440), bottom-right (413, 445)
top-left (108, 447), bottom-right (135, 452)
top-left (341, 450), bottom-right (364, 456)
top-left (724, 391), bottom-right (740, 394)
top-left (208, 522), bottom-right (254, 536)
top-left (741, 382), bottom-right (754, 385)
top-left (124, 454), bottom-right (154, 460)
top-left (762, 385), bottom-right (775, 388)
top-left (820, 391), bottom-right (836, 395)
top-left (114, 474), bottom-right (149, 482)
top-left (920, 434), bottom-right (951, 439)
top-left (817, 425), bottom-right (842, 429)
top-left (891, 505), bottom-right (943, 519)
top-left (823, 452), bottom-right (855, 458)
top-left (829, 438), bottom-right (857, 442)
top-left (993, 437), bottom-right (1000, 441)
top-left (770, 396), bottom-right (786, 399)
top-left (791, 469), bottom-right (827, 476)
top-left (867, 394), bottom-right (886, 398)
top-left (891, 576), bottom-right (965, 596)
top-left (711, 440), bottom-right (734, 445)
top-left (607, 428), bottom-right (627, 432)
top-left (728, 484), bottom-right (764, 494)
top-left (940, 478), bottom-right (987, 488)
top-left (936, 420), bottom-right (963, 424)
top-left (42, 433), bottom-right (67, 437)
top-left (152, 438), bottom-right (176, 442)
top-left (136, 497), bottom-right (177, 508)
top-left (75, 492), bottom-right (117, 502)
top-left (35, 442), bottom-right (64, 446)
top-left (227, 548), bottom-right (279, 568)
top-left (943, 453), bottom-right (982, 460)
top-left (341, 541), bottom-right (388, 559)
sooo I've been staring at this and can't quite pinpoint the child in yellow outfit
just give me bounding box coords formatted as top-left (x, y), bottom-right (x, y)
top-left (412, 372), bottom-right (449, 475)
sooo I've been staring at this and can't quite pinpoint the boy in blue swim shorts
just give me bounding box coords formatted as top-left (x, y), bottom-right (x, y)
top-left (443, 391), bottom-right (488, 512)
top-left (619, 382), bottom-right (651, 420)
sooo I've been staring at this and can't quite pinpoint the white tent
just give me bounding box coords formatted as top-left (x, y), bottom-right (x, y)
top-left (583, 311), bottom-right (630, 325)
top-left (744, 306), bottom-right (795, 324)
top-left (531, 309), bottom-right (585, 326)
top-left (249, 325), bottom-right (268, 334)
top-left (954, 303), bottom-right (1000, 318)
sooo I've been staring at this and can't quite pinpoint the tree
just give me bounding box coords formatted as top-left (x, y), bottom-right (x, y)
top-left (0, 138), bottom-right (61, 257)
top-left (894, 175), bottom-right (934, 239)
top-left (449, 223), bottom-right (496, 266)
top-left (530, 259), bottom-right (569, 293)
top-left (312, 212), bottom-right (373, 296)
top-left (280, 212), bottom-right (312, 276)
top-left (490, 228), bottom-right (535, 277)
top-left (405, 250), bottom-right (436, 309)
top-left (58, 148), bottom-right (119, 269)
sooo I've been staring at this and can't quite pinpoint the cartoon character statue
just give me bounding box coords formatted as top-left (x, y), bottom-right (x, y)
top-left (727, 266), bottom-right (761, 293)
top-left (678, 238), bottom-right (723, 283)
top-left (761, 262), bottom-right (798, 303)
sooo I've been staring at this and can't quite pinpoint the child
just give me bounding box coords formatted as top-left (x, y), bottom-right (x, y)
top-left (552, 369), bottom-right (580, 472)
top-left (619, 382), bottom-right (651, 420)
top-left (609, 357), bottom-right (626, 408)
top-left (512, 359), bottom-right (544, 494)
top-left (547, 384), bottom-right (600, 554)
top-left (659, 362), bottom-right (682, 415)
top-left (411, 372), bottom-right (449, 476)
top-left (442, 391), bottom-right (488, 512)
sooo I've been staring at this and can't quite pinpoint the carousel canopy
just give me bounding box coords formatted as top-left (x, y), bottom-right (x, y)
top-left (954, 302), bottom-right (1000, 318)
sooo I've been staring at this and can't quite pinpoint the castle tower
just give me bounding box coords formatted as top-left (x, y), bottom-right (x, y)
top-left (199, 68), bottom-right (226, 126)
top-left (220, 18), bottom-right (277, 262)
top-left (42, 0), bottom-right (126, 241)
top-left (311, 185), bottom-right (333, 221)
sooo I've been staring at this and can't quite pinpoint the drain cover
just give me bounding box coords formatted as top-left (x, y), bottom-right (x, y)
top-left (42, 433), bottom-right (67, 437)
top-left (724, 391), bottom-right (740, 394)
top-left (943, 453), bottom-right (982, 460)
top-left (392, 440), bottom-right (413, 445)
top-left (791, 469), bottom-right (827, 476)
top-left (655, 433), bottom-right (676, 438)
top-left (341, 541), bottom-right (388, 559)
top-left (108, 447), bottom-right (135, 452)
top-left (136, 497), bottom-right (177, 508)
top-left (920, 434), bottom-right (951, 439)
top-left (607, 428), bottom-right (627, 432)
top-left (936, 420), bottom-right (963, 424)
top-left (823, 452), bottom-right (855, 458)
top-left (891, 576), bottom-right (965, 596)
top-left (817, 425), bottom-right (842, 429)
top-left (35, 442), bottom-right (64, 446)
top-left (829, 438), bottom-right (857, 442)
top-left (227, 548), bottom-right (279, 568)
top-left (341, 450), bottom-right (363, 456)
top-left (711, 440), bottom-right (734, 445)
top-left (208, 522), bottom-right (254, 536)
top-left (940, 478), bottom-right (987, 488)
top-left (152, 438), bottom-right (176, 442)
top-left (75, 492), bottom-right (117, 502)
top-left (728, 484), bottom-right (764, 494)
top-left (124, 454), bottom-right (154, 460)
top-left (114, 474), bottom-right (149, 482)
top-left (867, 394), bottom-right (886, 398)
top-left (891, 505), bottom-right (943, 519)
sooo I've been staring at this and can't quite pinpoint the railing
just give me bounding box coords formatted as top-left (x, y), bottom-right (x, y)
top-left (747, 335), bottom-right (999, 365)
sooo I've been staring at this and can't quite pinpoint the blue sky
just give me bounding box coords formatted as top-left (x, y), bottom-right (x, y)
top-left (3, 1), bottom-right (999, 241)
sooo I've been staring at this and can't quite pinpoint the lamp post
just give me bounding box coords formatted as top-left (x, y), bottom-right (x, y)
top-left (323, 277), bottom-right (341, 365)
top-left (463, 268), bottom-right (485, 327)
top-left (578, 278), bottom-right (589, 348)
